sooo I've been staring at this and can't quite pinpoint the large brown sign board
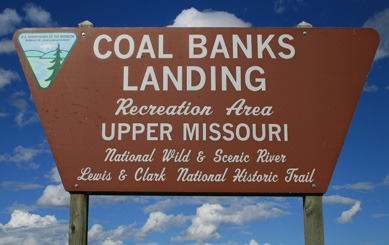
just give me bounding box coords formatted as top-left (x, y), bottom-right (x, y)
top-left (14, 27), bottom-right (379, 194)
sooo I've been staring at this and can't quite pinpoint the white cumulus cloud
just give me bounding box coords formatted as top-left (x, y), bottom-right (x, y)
top-left (363, 84), bottom-right (379, 93)
top-left (0, 181), bottom-right (42, 191)
top-left (273, 0), bottom-right (304, 14)
top-left (332, 182), bottom-right (375, 191)
top-left (173, 202), bottom-right (287, 242)
top-left (273, 0), bottom-right (286, 14)
top-left (0, 68), bottom-right (20, 90)
top-left (0, 210), bottom-right (57, 229)
top-left (9, 90), bottom-right (40, 128)
top-left (88, 223), bottom-right (135, 245)
top-left (45, 166), bottom-right (62, 183)
top-left (23, 3), bottom-right (56, 27)
top-left (363, 8), bottom-right (389, 61)
top-left (37, 184), bottom-right (70, 208)
top-left (0, 8), bottom-right (22, 35)
top-left (173, 204), bottom-right (224, 241)
top-left (383, 174), bottom-right (389, 185)
top-left (247, 241), bottom-right (271, 245)
top-left (324, 195), bottom-right (362, 223)
top-left (0, 39), bottom-right (15, 54)
top-left (14, 110), bottom-right (40, 128)
top-left (137, 211), bottom-right (188, 239)
top-left (323, 195), bottom-right (358, 205)
top-left (337, 201), bottom-right (362, 223)
top-left (372, 213), bottom-right (389, 218)
top-left (169, 7), bottom-right (251, 27)
top-left (0, 4), bottom-right (55, 37)
top-left (0, 142), bottom-right (48, 169)
top-left (0, 210), bottom-right (67, 245)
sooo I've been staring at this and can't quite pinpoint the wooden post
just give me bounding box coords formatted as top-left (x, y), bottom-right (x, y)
top-left (69, 193), bottom-right (89, 245)
top-left (303, 195), bottom-right (325, 245)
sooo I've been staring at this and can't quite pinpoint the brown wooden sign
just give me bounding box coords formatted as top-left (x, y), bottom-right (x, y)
top-left (14, 27), bottom-right (379, 194)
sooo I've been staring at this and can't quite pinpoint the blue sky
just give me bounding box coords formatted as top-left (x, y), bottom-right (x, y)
top-left (0, 0), bottom-right (389, 244)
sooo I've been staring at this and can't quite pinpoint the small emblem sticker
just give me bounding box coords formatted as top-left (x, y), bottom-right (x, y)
top-left (18, 32), bottom-right (77, 89)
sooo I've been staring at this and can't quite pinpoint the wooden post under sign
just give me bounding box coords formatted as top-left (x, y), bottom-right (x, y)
top-left (303, 195), bottom-right (325, 245)
top-left (69, 193), bottom-right (89, 245)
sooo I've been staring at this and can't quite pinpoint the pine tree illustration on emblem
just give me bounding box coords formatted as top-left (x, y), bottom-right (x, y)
top-left (45, 43), bottom-right (62, 83)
